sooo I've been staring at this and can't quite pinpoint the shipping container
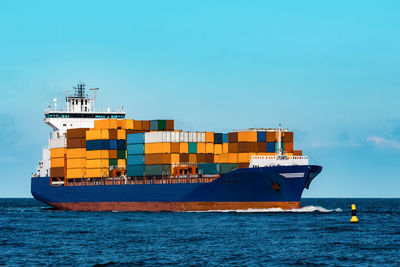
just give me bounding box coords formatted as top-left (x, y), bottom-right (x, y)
top-left (238, 153), bottom-right (254, 163)
top-left (266, 142), bottom-right (275, 153)
top-left (222, 134), bottom-right (228, 143)
top-left (228, 153), bottom-right (238, 163)
top-left (266, 132), bottom-right (276, 142)
top-left (145, 143), bottom-right (171, 154)
top-left (50, 167), bottom-right (64, 177)
top-left (222, 143), bottom-right (229, 154)
top-left (127, 133), bottom-right (144, 144)
top-left (171, 154), bottom-right (180, 164)
top-left (145, 154), bottom-right (171, 165)
top-left (109, 159), bottom-right (118, 167)
top-left (257, 131), bottom-right (266, 142)
top-left (179, 142), bottom-right (188, 153)
top-left (238, 142), bottom-right (257, 153)
top-left (150, 120), bottom-right (167, 131)
top-left (214, 133), bottom-right (223, 144)
top-left (127, 144), bottom-right (144, 155)
top-left (166, 120), bottom-right (174, 131)
top-left (219, 163), bottom-right (237, 174)
top-left (170, 132), bottom-right (180, 143)
top-left (133, 120), bottom-right (142, 131)
top-left (117, 159), bottom-right (126, 168)
top-left (237, 163), bottom-right (250, 169)
top-left (198, 163), bottom-right (219, 174)
top-left (142, 120), bottom-right (150, 131)
top-left (282, 132), bottom-right (293, 143)
top-left (117, 119), bottom-right (134, 130)
top-left (67, 128), bottom-right (88, 139)
top-left (86, 129), bottom-right (109, 140)
top-left (127, 165), bottom-right (145, 177)
top-left (284, 142), bottom-right (293, 153)
top-left (197, 132), bottom-right (206, 143)
top-left (275, 142), bottom-right (285, 151)
top-left (228, 143), bottom-right (238, 153)
top-left (86, 140), bottom-right (109, 151)
top-left (179, 153), bottom-right (189, 162)
top-left (67, 138), bottom-right (86, 149)
top-left (238, 131), bottom-right (257, 142)
top-left (109, 150), bottom-right (117, 159)
top-left (205, 132), bottom-right (214, 143)
top-left (205, 153), bottom-right (214, 163)
top-left (228, 132), bottom-right (238, 143)
top-left (86, 168), bottom-right (109, 178)
top-left (145, 164), bottom-right (171, 176)
top-left (50, 158), bottom-right (65, 168)
top-left (179, 132), bottom-right (189, 142)
top-left (127, 154), bottom-right (145, 165)
top-left (66, 158), bottom-right (86, 168)
top-left (66, 168), bottom-right (86, 179)
top-left (86, 159), bottom-right (109, 169)
top-left (218, 153), bottom-right (229, 163)
top-left (293, 150), bottom-right (303, 156)
top-left (197, 143), bottom-right (205, 154)
top-left (117, 150), bottom-right (126, 159)
top-left (117, 129), bottom-right (126, 140)
top-left (171, 143), bottom-right (180, 153)
top-left (197, 154), bottom-right (206, 163)
top-left (188, 153), bottom-right (197, 163)
top-left (94, 119), bottom-right (118, 130)
top-left (50, 148), bottom-right (66, 158)
top-left (188, 142), bottom-right (197, 154)
top-left (214, 144), bottom-right (222, 154)
top-left (205, 143), bottom-right (214, 154)
top-left (257, 142), bottom-right (267, 153)
top-left (86, 150), bottom-right (109, 159)
top-left (66, 148), bottom-right (86, 159)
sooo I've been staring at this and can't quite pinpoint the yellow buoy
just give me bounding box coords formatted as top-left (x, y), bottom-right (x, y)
top-left (351, 204), bottom-right (359, 223)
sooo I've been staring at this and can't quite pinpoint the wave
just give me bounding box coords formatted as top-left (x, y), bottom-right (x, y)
top-left (186, 206), bottom-right (342, 213)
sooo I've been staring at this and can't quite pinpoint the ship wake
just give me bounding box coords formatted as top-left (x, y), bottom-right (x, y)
top-left (186, 206), bottom-right (342, 213)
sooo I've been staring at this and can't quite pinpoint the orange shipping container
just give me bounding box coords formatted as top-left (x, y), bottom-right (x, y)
top-left (171, 154), bottom-right (180, 164)
top-left (117, 129), bottom-right (126, 140)
top-left (293, 150), bottom-right (303, 156)
top-left (238, 153), bottom-right (255, 163)
top-left (86, 168), bottom-right (109, 178)
top-left (180, 143), bottom-right (188, 154)
top-left (284, 142), bottom-right (293, 153)
top-left (214, 144), bottom-right (222, 154)
top-left (219, 153), bottom-right (229, 163)
top-left (50, 148), bottom-right (66, 158)
top-left (171, 143), bottom-right (180, 153)
top-left (228, 143), bottom-right (238, 153)
top-left (238, 131), bottom-right (257, 142)
top-left (197, 143), bottom-right (206, 154)
top-left (222, 143), bottom-right (229, 154)
top-left (94, 119), bottom-right (118, 129)
top-left (188, 153), bottom-right (197, 163)
top-left (109, 150), bottom-right (118, 159)
top-left (67, 148), bottom-right (86, 159)
top-left (51, 158), bottom-right (65, 168)
top-left (86, 150), bottom-right (109, 159)
top-left (86, 129), bottom-right (110, 140)
top-left (214, 154), bottom-right (220, 163)
top-left (145, 154), bottom-right (171, 165)
top-left (205, 143), bottom-right (214, 154)
top-left (117, 159), bottom-right (126, 168)
top-left (145, 143), bottom-right (171, 154)
top-left (66, 168), bottom-right (86, 179)
top-left (228, 153), bottom-right (238, 163)
top-left (205, 132), bottom-right (214, 143)
top-left (86, 159), bottom-right (109, 169)
top-left (266, 132), bottom-right (276, 142)
top-left (67, 158), bottom-right (86, 168)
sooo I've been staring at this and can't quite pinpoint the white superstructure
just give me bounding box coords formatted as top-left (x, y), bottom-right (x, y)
top-left (34, 82), bottom-right (126, 177)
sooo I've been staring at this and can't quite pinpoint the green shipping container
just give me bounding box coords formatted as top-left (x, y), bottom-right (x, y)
top-left (117, 150), bottom-right (126, 159)
top-left (109, 159), bottom-right (118, 167)
top-left (188, 142), bottom-right (197, 153)
top-left (275, 142), bottom-right (284, 151)
top-left (219, 163), bottom-right (238, 174)
top-left (145, 164), bottom-right (171, 176)
top-left (198, 163), bottom-right (220, 174)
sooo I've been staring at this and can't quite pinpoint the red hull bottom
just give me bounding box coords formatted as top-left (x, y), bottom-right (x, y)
top-left (48, 201), bottom-right (301, 211)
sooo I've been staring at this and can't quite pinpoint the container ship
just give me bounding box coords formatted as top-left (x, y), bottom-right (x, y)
top-left (31, 83), bottom-right (322, 211)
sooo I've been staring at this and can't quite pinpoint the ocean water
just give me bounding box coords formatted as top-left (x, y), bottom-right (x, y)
top-left (0, 199), bottom-right (399, 266)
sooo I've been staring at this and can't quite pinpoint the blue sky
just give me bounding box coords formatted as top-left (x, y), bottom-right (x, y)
top-left (1, 1), bottom-right (400, 197)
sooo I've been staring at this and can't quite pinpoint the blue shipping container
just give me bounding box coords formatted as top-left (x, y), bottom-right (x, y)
top-left (275, 142), bottom-right (284, 151)
top-left (222, 134), bottom-right (228, 143)
top-left (127, 155), bottom-right (145, 165)
top-left (214, 133), bottom-right (223, 144)
top-left (127, 133), bottom-right (144, 144)
top-left (127, 144), bottom-right (145, 155)
top-left (266, 142), bottom-right (275, 153)
top-left (86, 140), bottom-right (110, 151)
top-left (127, 165), bottom-right (145, 177)
top-left (109, 140), bottom-right (117, 150)
top-left (257, 132), bottom-right (266, 142)
top-left (117, 140), bottom-right (126, 150)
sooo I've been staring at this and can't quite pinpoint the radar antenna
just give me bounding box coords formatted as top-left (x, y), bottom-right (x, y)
top-left (90, 88), bottom-right (99, 111)
top-left (73, 82), bottom-right (86, 98)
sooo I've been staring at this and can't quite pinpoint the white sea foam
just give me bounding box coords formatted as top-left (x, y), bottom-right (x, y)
top-left (185, 206), bottom-right (342, 213)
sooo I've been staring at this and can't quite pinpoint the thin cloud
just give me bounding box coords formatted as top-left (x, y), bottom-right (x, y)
top-left (366, 136), bottom-right (400, 150)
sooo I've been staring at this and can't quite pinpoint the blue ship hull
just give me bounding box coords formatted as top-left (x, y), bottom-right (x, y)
top-left (31, 165), bottom-right (322, 211)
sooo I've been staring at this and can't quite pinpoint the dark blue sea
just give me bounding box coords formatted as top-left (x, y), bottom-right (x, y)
top-left (0, 198), bottom-right (399, 266)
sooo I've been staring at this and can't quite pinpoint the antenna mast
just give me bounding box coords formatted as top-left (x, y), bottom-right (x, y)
top-left (90, 88), bottom-right (99, 111)
top-left (278, 123), bottom-right (282, 156)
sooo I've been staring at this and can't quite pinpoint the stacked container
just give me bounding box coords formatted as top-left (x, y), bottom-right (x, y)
top-left (127, 133), bottom-right (145, 177)
top-left (66, 129), bottom-right (88, 179)
top-left (50, 147), bottom-right (66, 178)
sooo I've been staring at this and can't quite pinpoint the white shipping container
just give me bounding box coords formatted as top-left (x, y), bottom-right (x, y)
top-left (49, 137), bottom-right (66, 148)
top-left (188, 132), bottom-right (197, 143)
top-left (170, 132), bottom-right (180, 143)
top-left (162, 132), bottom-right (171, 143)
top-left (197, 132), bottom-right (206, 143)
top-left (179, 132), bottom-right (189, 142)
top-left (145, 132), bottom-right (164, 143)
